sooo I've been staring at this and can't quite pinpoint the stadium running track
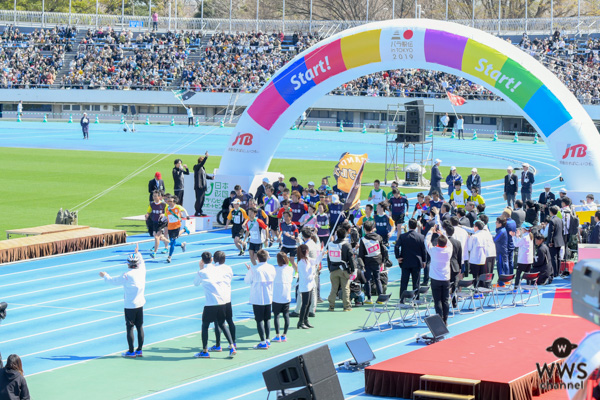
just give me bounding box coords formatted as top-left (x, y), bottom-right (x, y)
top-left (0, 122), bottom-right (572, 399)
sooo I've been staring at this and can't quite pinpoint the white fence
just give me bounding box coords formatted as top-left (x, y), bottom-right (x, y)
top-left (1, 9), bottom-right (600, 36)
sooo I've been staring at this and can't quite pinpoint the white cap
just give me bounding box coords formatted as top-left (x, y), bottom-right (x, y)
top-left (232, 199), bottom-right (241, 205)
top-left (507, 166), bottom-right (513, 170)
top-left (472, 168), bottom-right (478, 173)
top-left (262, 177), bottom-right (270, 183)
top-left (450, 166), bottom-right (456, 171)
top-left (308, 181), bottom-right (315, 186)
top-left (544, 183), bottom-right (551, 189)
top-left (522, 163), bottom-right (530, 167)
top-left (279, 174), bottom-right (285, 179)
top-left (331, 195), bottom-right (340, 204)
top-left (560, 188), bottom-right (567, 194)
top-left (435, 159), bottom-right (442, 164)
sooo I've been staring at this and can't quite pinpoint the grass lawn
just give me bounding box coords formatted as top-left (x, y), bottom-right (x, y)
top-left (1, 148), bottom-right (505, 239)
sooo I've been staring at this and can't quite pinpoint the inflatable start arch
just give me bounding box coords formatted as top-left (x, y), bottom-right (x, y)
top-left (217, 19), bottom-right (600, 197)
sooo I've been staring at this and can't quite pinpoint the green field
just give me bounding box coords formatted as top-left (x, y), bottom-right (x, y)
top-left (1, 148), bottom-right (505, 239)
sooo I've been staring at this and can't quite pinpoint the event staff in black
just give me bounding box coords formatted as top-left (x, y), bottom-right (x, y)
top-left (504, 166), bottom-right (518, 208)
top-left (420, 207), bottom-right (439, 286)
top-left (254, 178), bottom-right (269, 206)
top-left (193, 152), bottom-right (213, 216)
top-left (425, 227), bottom-right (452, 325)
top-left (430, 159), bottom-right (443, 199)
top-left (395, 218), bottom-right (427, 302)
top-left (443, 222), bottom-right (462, 307)
top-left (546, 205), bottom-right (564, 278)
top-left (80, 112), bottom-right (90, 139)
top-left (172, 159), bottom-right (190, 206)
top-left (358, 221), bottom-right (388, 303)
top-left (588, 211), bottom-right (600, 244)
top-left (532, 233), bottom-right (552, 285)
top-left (538, 184), bottom-right (555, 220)
top-left (148, 172), bottom-right (165, 202)
top-left (520, 163), bottom-right (535, 202)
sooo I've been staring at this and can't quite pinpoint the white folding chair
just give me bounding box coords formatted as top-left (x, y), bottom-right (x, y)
top-left (363, 294), bottom-right (393, 331)
top-left (390, 290), bottom-right (419, 327)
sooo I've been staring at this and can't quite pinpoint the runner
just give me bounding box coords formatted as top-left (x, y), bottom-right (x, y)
top-left (164, 195), bottom-right (188, 263)
top-left (389, 189), bottom-right (409, 236)
top-left (328, 195), bottom-right (346, 231)
top-left (262, 185), bottom-right (281, 247)
top-left (356, 204), bottom-right (375, 236)
top-left (225, 199), bottom-right (248, 256)
top-left (243, 208), bottom-right (268, 266)
top-left (280, 211), bottom-right (300, 272)
top-left (450, 181), bottom-right (469, 209)
top-left (145, 190), bottom-right (169, 258)
top-left (193, 252), bottom-right (236, 358)
top-left (374, 202), bottom-right (395, 247)
top-left (411, 193), bottom-right (426, 219)
top-left (99, 243), bottom-right (145, 358)
top-left (234, 185), bottom-right (252, 211)
top-left (368, 180), bottom-right (386, 204)
top-left (290, 190), bottom-right (308, 225)
top-left (316, 203), bottom-right (331, 245)
top-left (248, 198), bottom-right (269, 247)
top-left (386, 181), bottom-right (399, 200)
top-left (299, 204), bottom-right (318, 232)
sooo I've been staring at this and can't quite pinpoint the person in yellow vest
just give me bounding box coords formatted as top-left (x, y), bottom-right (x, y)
top-left (468, 187), bottom-right (486, 207)
top-left (450, 181), bottom-right (469, 209)
top-left (164, 195), bottom-right (188, 263)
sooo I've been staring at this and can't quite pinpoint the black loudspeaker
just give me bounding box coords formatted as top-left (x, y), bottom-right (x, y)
top-left (121, 105), bottom-right (128, 114)
top-left (263, 356), bottom-right (307, 391)
top-left (405, 100), bottom-right (424, 133)
top-left (130, 105), bottom-right (137, 115)
top-left (263, 345), bottom-right (343, 399)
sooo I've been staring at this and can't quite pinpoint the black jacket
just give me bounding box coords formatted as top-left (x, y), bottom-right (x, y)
top-left (459, 216), bottom-right (471, 228)
top-left (521, 171), bottom-right (535, 193)
top-left (172, 166), bottom-right (190, 191)
top-left (327, 239), bottom-right (356, 273)
top-left (0, 368), bottom-right (30, 400)
top-left (538, 191), bottom-right (556, 217)
top-left (148, 178), bottom-right (165, 202)
top-left (525, 208), bottom-right (539, 226)
top-left (504, 173), bottom-right (518, 194)
top-left (546, 215), bottom-right (565, 247)
top-left (254, 184), bottom-right (267, 206)
top-left (588, 221), bottom-right (600, 244)
top-left (193, 157), bottom-right (212, 190)
top-left (358, 232), bottom-right (388, 269)
top-left (466, 210), bottom-right (477, 227)
top-left (448, 236), bottom-right (463, 274)
top-left (395, 229), bottom-right (427, 269)
top-left (532, 243), bottom-right (552, 283)
top-left (466, 174), bottom-right (481, 192)
top-left (512, 209), bottom-right (526, 228)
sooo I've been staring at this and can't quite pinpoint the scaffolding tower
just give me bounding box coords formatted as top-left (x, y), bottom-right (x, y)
top-left (384, 103), bottom-right (435, 186)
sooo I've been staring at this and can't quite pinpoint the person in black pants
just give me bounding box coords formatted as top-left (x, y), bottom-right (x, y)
top-left (80, 112), bottom-right (90, 139)
top-left (245, 250), bottom-right (276, 349)
top-left (193, 152), bottom-right (213, 216)
top-left (546, 206), bottom-right (564, 280)
top-left (395, 218), bottom-right (427, 302)
top-left (212, 251), bottom-right (237, 348)
top-left (425, 227), bottom-right (452, 325)
top-left (172, 158), bottom-right (190, 205)
top-left (358, 221), bottom-right (388, 304)
top-left (443, 222), bottom-right (462, 308)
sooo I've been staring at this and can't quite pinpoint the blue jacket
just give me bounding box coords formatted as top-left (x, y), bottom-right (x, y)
top-left (445, 173), bottom-right (463, 196)
top-left (494, 227), bottom-right (509, 256)
top-left (505, 218), bottom-right (517, 250)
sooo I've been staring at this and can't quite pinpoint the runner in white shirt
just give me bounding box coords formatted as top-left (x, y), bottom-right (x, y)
top-left (99, 243), bottom-right (146, 358)
top-left (368, 179), bottom-right (386, 205)
top-left (245, 250), bottom-right (276, 349)
top-left (272, 253), bottom-right (294, 343)
top-left (193, 252), bottom-right (236, 358)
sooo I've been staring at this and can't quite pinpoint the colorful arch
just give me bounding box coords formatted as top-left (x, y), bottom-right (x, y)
top-left (218, 19), bottom-right (600, 195)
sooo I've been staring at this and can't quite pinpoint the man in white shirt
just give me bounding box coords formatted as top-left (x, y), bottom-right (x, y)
top-left (425, 227), bottom-right (452, 324)
top-left (579, 194), bottom-right (598, 211)
top-left (193, 251), bottom-right (236, 358)
top-left (245, 249), bottom-right (276, 349)
top-left (99, 244), bottom-right (146, 358)
top-left (449, 216), bottom-right (469, 276)
top-left (467, 221), bottom-right (487, 282)
top-left (186, 106), bottom-right (194, 126)
top-left (440, 113), bottom-right (449, 137)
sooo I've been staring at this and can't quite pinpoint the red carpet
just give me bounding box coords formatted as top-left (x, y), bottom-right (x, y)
top-left (365, 314), bottom-right (597, 400)
top-left (551, 289), bottom-right (575, 317)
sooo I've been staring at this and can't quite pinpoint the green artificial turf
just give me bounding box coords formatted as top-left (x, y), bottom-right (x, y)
top-left (1, 148), bottom-right (505, 239)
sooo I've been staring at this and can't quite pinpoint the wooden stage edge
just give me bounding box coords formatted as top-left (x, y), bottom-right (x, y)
top-left (0, 227), bottom-right (126, 264)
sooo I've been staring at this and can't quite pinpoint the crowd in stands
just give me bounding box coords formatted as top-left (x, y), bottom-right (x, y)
top-left (2, 25), bottom-right (600, 104)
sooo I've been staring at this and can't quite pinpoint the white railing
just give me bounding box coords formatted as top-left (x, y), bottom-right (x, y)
top-left (2, 10), bottom-right (600, 36)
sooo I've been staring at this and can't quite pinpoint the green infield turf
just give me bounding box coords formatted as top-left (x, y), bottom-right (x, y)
top-left (1, 148), bottom-right (505, 239)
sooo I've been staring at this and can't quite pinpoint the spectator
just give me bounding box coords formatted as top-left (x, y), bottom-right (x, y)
top-left (0, 354), bottom-right (30, 400)
top-left (425, 226), bottom-right (452, 325)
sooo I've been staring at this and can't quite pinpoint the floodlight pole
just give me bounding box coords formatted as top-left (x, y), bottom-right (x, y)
top-left (256, 0), bottom-right (259, 32)
top-left (309, 0), bottom-right (313, 31)
top-left (471, 0), bottom-right (474, 27)
top-left (392, 0), bottom-right (395, 18)
top-left (69, 0), bottom-right (72, 25)
top-left (366, 0), bottom-right (369, 22)
top-left (229, 0), bottom-right (232, 33)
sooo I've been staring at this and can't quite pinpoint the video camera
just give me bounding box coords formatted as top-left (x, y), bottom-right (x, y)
top-left (572, 260), bottom-right (600, 326)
